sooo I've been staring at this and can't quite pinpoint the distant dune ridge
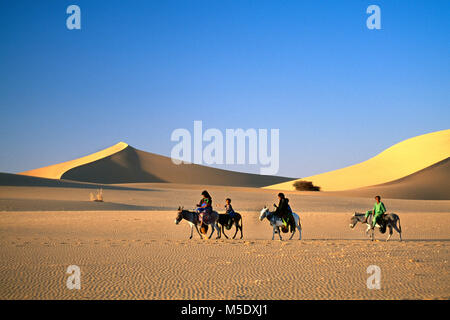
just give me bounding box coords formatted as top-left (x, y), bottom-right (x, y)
top-left (20, 142), bottom-right (129, 180)
top-left (332, 157), bottom-right (450, 200)
top-left (18, 143), bottom-right (292, 187)
top-left (8, 129), bottom-right (450, 199)
top-left (265, 129), bottom-right (450, 196)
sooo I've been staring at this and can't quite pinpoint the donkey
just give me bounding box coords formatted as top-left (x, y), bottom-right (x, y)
top-left (217, 213), bottom-right (243, 239)
top-left (349, 212), bottom-right (402, 241)
top-left (259, 206), bottom-right (302, 240)
top-left (175, 206), bottom-right (221, 239)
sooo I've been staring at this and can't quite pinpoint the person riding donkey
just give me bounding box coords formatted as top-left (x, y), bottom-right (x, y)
top-left (196, 190), bottom-right (213, 225)
top-left (223, 198), bottom-right (236, 229)
top-left (273, 193), bottom-right (294, 230)
top-left (364, 195), bottom-right (387, 229)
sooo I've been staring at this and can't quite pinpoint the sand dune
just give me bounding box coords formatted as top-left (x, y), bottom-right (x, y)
top-left (265, 129), bottom-right (450, 192)
top-left (333, 157), bottom-right (450, 200)
top-left (20, 142), bottom-right (128, 180)
top-left (19, 143), bottom-right (292, 187)
top-left (0, 172), bottom-right (145, 191)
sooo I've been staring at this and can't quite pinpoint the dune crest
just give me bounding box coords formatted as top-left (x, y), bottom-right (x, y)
top-left (333, 157), bottom-right (450, 200)
top-left (265, 129), bottom-right (450, 191)
top-left (20, 142), bottom-right (128, 180)
top-left (19, 143), bottom-right (292, 187)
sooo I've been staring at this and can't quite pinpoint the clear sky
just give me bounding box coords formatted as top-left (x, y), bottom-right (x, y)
top-left (1, 0), bottom-right (449, 178)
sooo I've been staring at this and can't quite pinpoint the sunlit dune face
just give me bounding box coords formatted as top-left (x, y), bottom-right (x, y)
top-left (265, 129), bottom-right (450, 192)
top-left (19, 142), bottom-right (129, 180)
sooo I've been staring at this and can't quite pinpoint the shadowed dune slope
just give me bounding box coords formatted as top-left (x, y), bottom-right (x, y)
top-left (265, 129), bottom-right (450, 191)
top-left (0, 172), bottom-right (147, 191)
top-left (61, 146), bottom-right (292, 187)
top-left (19, 144), bottom-right (292, 187)
top-left (333, 157), bottom-right (450, 200)
top-left (20, 142), bottom-right (129, 180)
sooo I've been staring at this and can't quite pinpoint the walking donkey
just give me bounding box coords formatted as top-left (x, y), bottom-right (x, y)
top-left (349, 212), bottom-right (402, 241)
top-left (217, 213), bottom-right (243, 239)
top-left (175, 206), bottom-right (221, 239)
top-left (259, 206), bottom-right (302, 240)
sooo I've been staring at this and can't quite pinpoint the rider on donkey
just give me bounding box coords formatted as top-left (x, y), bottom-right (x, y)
top-left (273, 193), bottom-right (293, 229)
top-left (196, 190), bottom-right (213, 224)
top-left (224, 198), bottom-right (236, 229)
top-left (363, 195), bottom-right (386, 229)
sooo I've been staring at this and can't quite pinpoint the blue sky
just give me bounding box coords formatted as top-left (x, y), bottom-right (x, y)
top-left (1, 0), bottom-right (449, 177)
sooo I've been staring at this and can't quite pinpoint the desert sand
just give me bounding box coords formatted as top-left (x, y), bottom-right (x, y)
top-left (266, 129), bottom-right (450, 192)
top-left (1, 130), bottom-right (449, 299)
top-left (0, 182), bottom-right (449, 300)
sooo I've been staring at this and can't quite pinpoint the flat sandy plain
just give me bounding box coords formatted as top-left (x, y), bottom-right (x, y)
top-left (0, 183), bottom-right (449, 299)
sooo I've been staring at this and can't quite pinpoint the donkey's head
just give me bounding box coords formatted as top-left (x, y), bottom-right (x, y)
top-left (175, 206), bottom-right (184, 225)
top-left (349, 212), bottom-right (363, 228)
top-left (259, 206), bottom-right (269, 221)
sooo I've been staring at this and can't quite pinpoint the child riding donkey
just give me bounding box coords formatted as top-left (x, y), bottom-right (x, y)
top-left (364, 195), bottom-right (386, 229)
top-left (216, 198), bottom-right (243, 239)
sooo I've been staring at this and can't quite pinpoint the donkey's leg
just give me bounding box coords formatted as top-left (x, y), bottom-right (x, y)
top-left (194, 224), bottom-right (203, 239)
top-left (272, 226), bottom-right (275, 240)
top-left (393, 219), bottom-right (402, 241)
top-left (222, 225), bottom-right (229, 239)
top-left (297, 224), bottom-right (302, 240)
top-left (232, 226), bottom-right (238, 239)
top-left (208, 224), bottom-right (215, 239)
top-left (289, 227), bottom-right (295, 240)
top-left (239, 221), bottom-right (243, 239)
top-left (232, 220), bottom-right (239, 239)
top-left (215, 223), bottom-right (221, 239)
top-left (190, 225), bottom-right (194, 239)
top-left (386, 225), bottom-right (393, 241)
top-left (365, 224), bottom-right (371, 236)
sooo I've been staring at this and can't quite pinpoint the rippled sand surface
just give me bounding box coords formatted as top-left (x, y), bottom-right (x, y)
top-left (0, 210), bottom-right (448, 299)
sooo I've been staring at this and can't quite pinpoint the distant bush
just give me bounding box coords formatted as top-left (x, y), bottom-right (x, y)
top-left (90, 188), bottom-right (104, 202)
top-left (293, 180), bottom-right (320, 191)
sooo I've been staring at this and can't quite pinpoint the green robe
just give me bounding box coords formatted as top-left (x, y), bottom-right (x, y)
top-left (365, 202), bottom-right (386, 227)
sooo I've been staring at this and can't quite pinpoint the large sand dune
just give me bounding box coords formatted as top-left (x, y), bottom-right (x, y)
top-left (333, 157), bottom-right (450, 200)
top-left (19, 143), bottom-right (292, 187)
top-left (265, 129), bottom-right (450, 192)
top-left (0, 172), bottom-right (144, 191)
top-left (20, 142), bottom-right (129, 180)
